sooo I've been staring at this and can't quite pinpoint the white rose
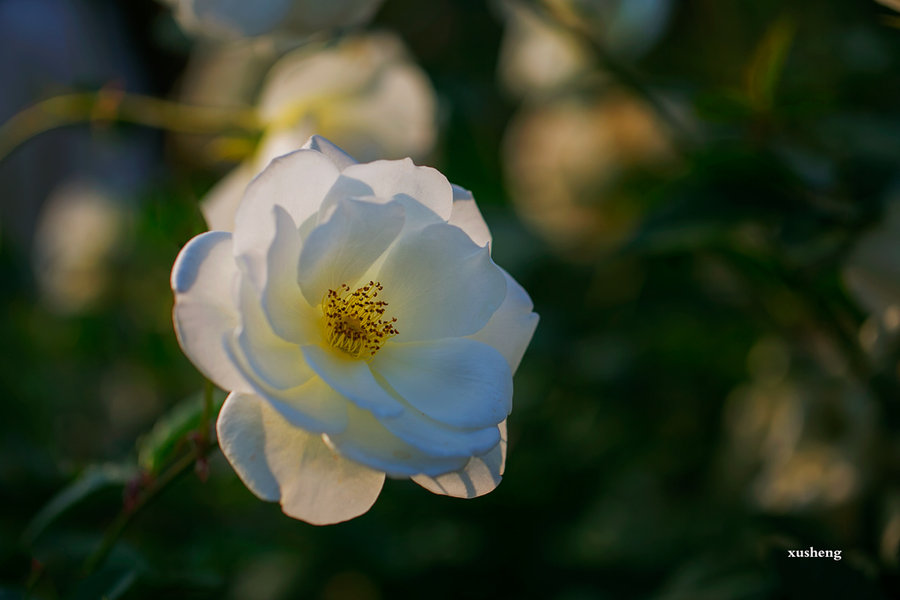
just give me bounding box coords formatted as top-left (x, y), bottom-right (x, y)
top-left (164, 0), bottom-right (384, 40)
top-left (171, 136), bottom-right (538, 524)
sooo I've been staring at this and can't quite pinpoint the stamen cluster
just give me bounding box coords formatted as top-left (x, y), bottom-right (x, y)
top-left (322, 281), bottom-right (398, 359)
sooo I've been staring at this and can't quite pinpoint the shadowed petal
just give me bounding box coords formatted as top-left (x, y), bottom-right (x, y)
top-left (323, 404), bottom-right (471, 478)
top-left (411, 420), bottom-right (508, 498)
top-left (469, 268), bottom-right (539, 373)
top-left (372, 338), bottom-right (511, 429)
top-left (448, 184), bottom-right (492, 248)
top-left (301, 345), bottom-right (405, 418)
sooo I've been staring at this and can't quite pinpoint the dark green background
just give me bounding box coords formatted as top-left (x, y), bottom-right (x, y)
top-left (2, 0), bottom-right (900, 598)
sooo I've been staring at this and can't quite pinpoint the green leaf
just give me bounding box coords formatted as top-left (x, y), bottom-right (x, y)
top-left (23, 463), bottom-right (137, 546)
top-left (136, 388), bottom-right (225, 473)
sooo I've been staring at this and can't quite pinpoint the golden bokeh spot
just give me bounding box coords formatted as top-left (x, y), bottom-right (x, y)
top-left (322, 281), bottom-right (398, 359)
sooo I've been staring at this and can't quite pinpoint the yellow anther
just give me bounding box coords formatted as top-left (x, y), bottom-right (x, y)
top-left (322, 281), bottom-right (398, 359)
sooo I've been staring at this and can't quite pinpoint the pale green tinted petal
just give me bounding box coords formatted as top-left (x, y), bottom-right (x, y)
top-left (171, 231), bottom-right (248, 392)
top-left (375, 222), bottom-right (507, 342)
top-left (372, 338), bottom-right (511, 429)
top-left (411, 420), bottom-right (507, 498)
top-left (469, 267), bottom-right (539, 374)
top-left (217, 392), bottom-right (383, 525)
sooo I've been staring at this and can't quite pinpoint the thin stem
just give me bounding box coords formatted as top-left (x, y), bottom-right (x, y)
top-left (0, 90), bottom-right (260, 163)
top-left (82, 443), bottom-right (216, 576)
top-left (202, 379), bottom-right (214, 446)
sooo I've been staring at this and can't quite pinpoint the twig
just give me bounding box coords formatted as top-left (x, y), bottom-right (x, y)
top-left (0, 90), bottom-right (260, 163)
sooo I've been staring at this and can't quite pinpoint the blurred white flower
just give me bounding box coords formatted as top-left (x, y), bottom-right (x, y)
top-left (171, 136), bottom-right (538, 524)
top-left (497, 0), bottom-right (595, 98)
top-left (33, 181), bottom-right (126, 314)
top-left (164, 0), bottom-right (384, 40)
top-left (722, 338), bottom-right (874, 512)
top-left (503, 91), bottom-right (674, 257)
top-left (200, 33), bottom-right (437, 232)
top-left (843, 199), bottom-right (900, 332)
top-left (496, 0), bottom-right (673, 98)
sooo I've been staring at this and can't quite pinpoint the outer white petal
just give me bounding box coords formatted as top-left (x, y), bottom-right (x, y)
top-left (217, 392), bottom-right (384, 525)
top-left (259, 205), bottom-right (321, 344)
top-left (376, 222), bottom-right (507, 342)
top-left (233, 149), bottom-right (340, 289)
top-left (448, 184), bottom-right (492, 248)
top-left (200, 162), bottom-right (255, 233)
top-left (411, 420), bottom-right (508, 498)
top-left (337, 158), bottom-right (453, 221)
top-left (469, 268), bottom-right (539, 374)
top-left (235, 279), bottom-right (313, 390)
top-left (302, 135), bottom-right (358, 170)
top-left (297, 198), bottom-right (404, 306)
top-left (300, 345), bottom-right (404, 418)
top-left (324, 405), bottom-right (471, 478)
top-left (171, 231), bottom-right (248, 392)
top-left (372, 338), bottom-right (512, 429)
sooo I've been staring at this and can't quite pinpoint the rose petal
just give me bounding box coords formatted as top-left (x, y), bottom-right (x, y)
top-left (217, 392), bottom-right (384, 525)
top-left (372, 338), bottom-right (512, 429)
top-left (171, 231), bottom-right (248, 392)
top-left (236, 279), bottom-right (314, 390)
top-left (448, 184), bottom-right (492, 248)
top-left (411, 420), bottom-right (507, 498)
top-left (297, 198), bottom-right (404, 306)
top-left (338, 158), bottom-right (452, 220)
top-left (323, 404), bottom-right (471, 477)
top-left (302, 135), bottom-right (358, 170)
top-left (374, 401), bottom-right (500, 460)
top-left (375, 222), bottom-right (507, 342)
top-left (300, 345), bottom-right (404, 418)
top-left (469, 267), bottom-right (539, 373)
top-left (224, 335), bottom-right (348, 434)
top-left (259, 205), bottom-right (321, 344)
top-left (233, 149), bottom-right (340, 289)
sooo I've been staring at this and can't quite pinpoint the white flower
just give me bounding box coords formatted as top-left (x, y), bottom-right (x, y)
top-left (171, 136), bottom-right (538, 524)
top-left (33, 181), bottom-right (126, 314)
top-left (164, 0), bottom-right (384, 40)
top-left (844, 200), bottom-right (900, 328)
top-left (199, 33), bottom-right (437, 232)
top-left (503, 90), bottom-right (673, 257)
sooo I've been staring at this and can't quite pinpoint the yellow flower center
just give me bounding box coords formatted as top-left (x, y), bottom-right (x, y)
top-left (322, 281), bottom-right (398, 359)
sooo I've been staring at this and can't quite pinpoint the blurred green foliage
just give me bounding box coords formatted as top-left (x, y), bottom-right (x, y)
top-left (3, 0), bottom-right (900, 598)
